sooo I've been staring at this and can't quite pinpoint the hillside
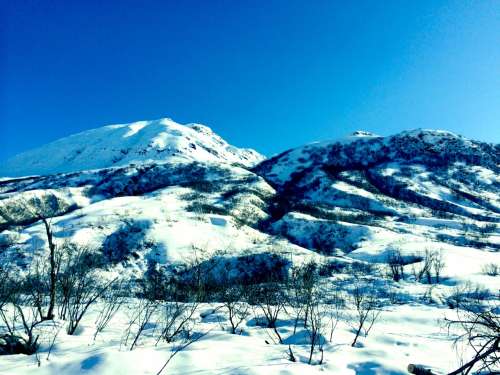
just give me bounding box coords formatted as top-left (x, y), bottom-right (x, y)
top-left (0, 120), bottom-right (498, 374)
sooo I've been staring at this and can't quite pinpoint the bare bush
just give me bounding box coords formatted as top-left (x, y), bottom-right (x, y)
top-left (156, 330), bottom-right (210, 375)
top-left (156, 299), bottom-right (198, 344)
top-left (0, 275), bottom-right (43, 355)
top-left (481, 263), bottom-right (499, 277)
top-left (432, 250), bottom-right (445, 283)
top-left (445, 304), bottom-right (499, 374)
top-left (326, 292), bottom-right (345, 343)
top-left (122, 299), bottom-right (158, 351)
top-left (218, 284), bottom-right (249, 334)
top-left (386, 249), bottom-right (405, 282)
top-left (349, 278), bottom-right (382, 347)
top-left (287, 261), bottom-right (319, 333)
top-left (249, 281), bottom-right (286, 343)
top-left (411, 249), bottom-right (445, 284)
top-left (93, 284), bottom-right (126, 342)
top-left (305, 290), bottom-right (328, 365)
top-left (57, 244), bottom-right (116, 335)
top-left (447, 282), bottom-right (493, 310)
top-left (287, 262), bottom-right (335, 364)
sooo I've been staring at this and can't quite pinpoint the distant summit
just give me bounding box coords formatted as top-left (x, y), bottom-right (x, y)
top-left (348, 130), bottom-right (380, 137)
top-left (0, 118), bottom-right (264, 177)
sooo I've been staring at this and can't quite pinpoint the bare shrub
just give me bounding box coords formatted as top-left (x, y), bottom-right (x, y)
top-left (249, 281), bottom-right (286, 343)
top-left (287, 261), bottom-right (319, 333)
top-left (93, 283), bottom-right (126, 342)
top-left (386, 249), bottom-right (405, 282)
top-left (326, 292), bottom-right (345, 343)
top-left (156, 330), bottom-right (210, 375)
top-left (57, 244), bottom-right (116, 335)
top-left (156, 299), bottom-right (198, 344)
top-left (481, 263), bottom-right (499, 277)
top-left (305, 290), bottom-right (328, 365)
top-left (287, 263), bottom-right (336, 364)
top-left (445, 304), bottom-right (499, 374)
top-left (411, 249), bottom-right (433, 283)
top-left (0, 275), bottom-right (43, 355)
top-left (122, 299), bottom-right (158, 351)
top-left (218, 284), bottom-right (249, 334)
top-left (411, 249), bottom-right (445, 284)
top-left (349, 278), bottom-right (382, 347)
top-left (154, 279), bottom-right (201, 345)
top-left (432, 250), bottom-right (445, 283)
top-left (447, 282), bottom-right (493, 310)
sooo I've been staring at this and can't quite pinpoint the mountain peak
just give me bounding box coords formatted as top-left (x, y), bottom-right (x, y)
top-left (348, 130), bottom-right (379, 138)
top-left (0, 118), bottom-right (264, 177)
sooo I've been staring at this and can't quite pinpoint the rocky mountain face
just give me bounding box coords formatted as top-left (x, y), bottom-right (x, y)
top-left (0, 121), bottom-right (498, 283)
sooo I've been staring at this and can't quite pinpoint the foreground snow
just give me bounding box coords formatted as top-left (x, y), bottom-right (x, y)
top-left (0, 301), bottom-right (471, 375)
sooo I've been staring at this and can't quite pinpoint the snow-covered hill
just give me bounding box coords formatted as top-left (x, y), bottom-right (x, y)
top-left (255, 129), bottom-right (500, 252)
top-left (0, 118), bottom-right (264, 177)
top-left (1, 124), bottom-right (499, 271)
top-left (0, 121), bottom-right (499, 374)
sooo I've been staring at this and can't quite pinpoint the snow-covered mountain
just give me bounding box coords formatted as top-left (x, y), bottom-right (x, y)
top-left (1, 120), bottom-right (499, 375)
top-left (0, 118), bottom-right (264, 177)
top-left (0, 123), bottom-right (498, 281)
top-left (254, 128), bottom-right (500, 258)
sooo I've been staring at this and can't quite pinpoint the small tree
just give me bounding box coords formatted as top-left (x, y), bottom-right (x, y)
top-left (0, 199), bottom-right (62, 321)
top-left (40, 216), bottom-right (58, 321)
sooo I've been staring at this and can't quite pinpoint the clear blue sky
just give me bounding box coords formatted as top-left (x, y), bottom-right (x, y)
top-left (1, 1), bottom-right (499, 160)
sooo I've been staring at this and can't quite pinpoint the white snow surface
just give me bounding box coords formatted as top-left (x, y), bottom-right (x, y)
top-left (0, 118), bottom-right (264, 177)
top-left (0, 302), bottom-right (473, 375)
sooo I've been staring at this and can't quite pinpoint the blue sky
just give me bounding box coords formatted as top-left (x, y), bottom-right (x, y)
top-left (1, 0), bottom-right (499, 160)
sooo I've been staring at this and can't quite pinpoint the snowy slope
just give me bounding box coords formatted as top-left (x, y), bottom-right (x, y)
top-left (1, 126), bottom-right (498, 271)
top-left (0, 118), bottom-right (264, 177)
top-left (256, 129), bottom-right (498, 185)
top-left (0, 124), bottom-right (499, 375)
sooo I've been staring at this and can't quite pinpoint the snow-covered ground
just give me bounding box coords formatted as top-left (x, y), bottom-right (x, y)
top-left (0, 286), bottom-right (495, 375)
